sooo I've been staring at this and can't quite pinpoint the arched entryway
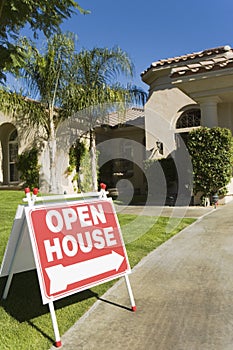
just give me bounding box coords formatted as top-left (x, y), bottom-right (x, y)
top-left (174, 107), bottom-right (201, 205)
top-left (0, 123), bottom-right (19, 185)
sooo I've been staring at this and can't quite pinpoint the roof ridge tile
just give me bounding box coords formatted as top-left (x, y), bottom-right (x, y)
top-left (141, 45), bottom-right (232, 77)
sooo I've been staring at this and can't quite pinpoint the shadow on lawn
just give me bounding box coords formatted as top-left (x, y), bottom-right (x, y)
top-left (0, 269), bottom-right (132, 344)
top-left (0, 270), bottom-right (98, 341)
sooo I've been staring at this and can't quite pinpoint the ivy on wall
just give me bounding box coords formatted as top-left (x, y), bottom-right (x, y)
top-left (68, 140), bottom-right (98, 192)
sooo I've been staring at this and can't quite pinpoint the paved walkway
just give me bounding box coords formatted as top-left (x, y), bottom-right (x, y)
top-left (114, 203), bottom-right (214, 218)
top-left (53, 203), bottom-right (233, 350)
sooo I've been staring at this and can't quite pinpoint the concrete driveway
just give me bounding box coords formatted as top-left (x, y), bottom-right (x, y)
top-left (52, 202), bottom-right (233, 350)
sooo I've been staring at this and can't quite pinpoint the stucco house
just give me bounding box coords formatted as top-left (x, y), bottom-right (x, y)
top-left (96, 107), bottom-right (146, 200)
top-left (0, 105), bottom-right (146, 196)
top-left (141, 45), bottom-right (233, 204)
top-left (1, 44), bottom-right (233, 205)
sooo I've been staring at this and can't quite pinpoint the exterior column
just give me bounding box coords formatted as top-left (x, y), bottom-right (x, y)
top-left (199, 97), bottom-right (220, 127)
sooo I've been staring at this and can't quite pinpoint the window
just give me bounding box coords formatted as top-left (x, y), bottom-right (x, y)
top-left (8, 129), bottom-right (19, 182)
top-left (176, 109), bottom-right (201, 129)
top-left (156, 141), bottom-right (163, 155)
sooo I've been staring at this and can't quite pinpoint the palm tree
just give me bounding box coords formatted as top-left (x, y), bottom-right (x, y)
top-left (0, 42), bottom-right (146, 193)
top-left (62, 47), bottom-right (147, 191)
top-left (16, 32), bottom-right (77, 192)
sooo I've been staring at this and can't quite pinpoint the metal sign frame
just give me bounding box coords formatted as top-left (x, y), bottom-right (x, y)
top-left (0, 190), bottom-right (136, 348)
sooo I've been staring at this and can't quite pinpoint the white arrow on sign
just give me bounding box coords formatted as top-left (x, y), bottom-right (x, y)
top-left (45, 251), bottom-right (125, 294)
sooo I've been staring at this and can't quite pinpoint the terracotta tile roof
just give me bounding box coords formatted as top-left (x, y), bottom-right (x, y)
top-left (141, 45), bottom-right (233, 78)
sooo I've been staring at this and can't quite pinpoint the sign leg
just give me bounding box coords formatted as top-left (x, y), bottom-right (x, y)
top-left (2, 271), bottom-right (14, 300)
top-left (2, 217), bottom-right (26, 300)
top-left (48, 301), bottom-right (62, 348)
top-left (124, 274), bottom-right (136, 311)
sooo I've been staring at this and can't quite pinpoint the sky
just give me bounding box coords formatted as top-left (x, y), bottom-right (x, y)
top-left (14, 0), bottom-right (233, 93)
top-left (58, 0), bottom-right (233, 92)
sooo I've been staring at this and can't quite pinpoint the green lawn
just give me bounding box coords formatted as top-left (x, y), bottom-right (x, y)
top-left (0, 190), bottom-right (195, 349)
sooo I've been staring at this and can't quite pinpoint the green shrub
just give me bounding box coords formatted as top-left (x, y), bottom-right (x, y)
top-left (187, 127), bottom-right (233, 196)
top-left (17, 147), bottom-right (40, 189)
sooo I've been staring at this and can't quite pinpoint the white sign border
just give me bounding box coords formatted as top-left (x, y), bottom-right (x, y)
top-left (24, 198), bottom-right (131, 304)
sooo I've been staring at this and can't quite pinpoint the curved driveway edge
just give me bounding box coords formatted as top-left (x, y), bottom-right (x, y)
top-left (53, 202), bottom-right (233, 350)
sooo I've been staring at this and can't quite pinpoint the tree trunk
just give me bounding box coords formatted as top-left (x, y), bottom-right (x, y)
top-left (90, 129), bottom-right (98, 192)
top-left (48, 138), bottom-right (57, 193)
top-left (48, 108), bottom-right (57, 193)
